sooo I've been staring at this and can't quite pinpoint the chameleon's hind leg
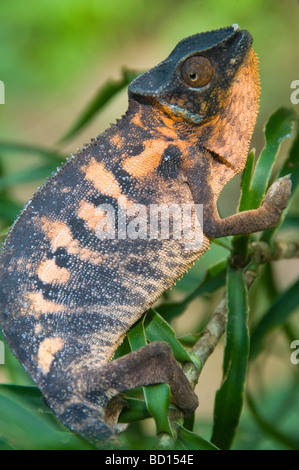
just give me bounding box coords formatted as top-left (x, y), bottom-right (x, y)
top-left (80, 341), bottom-right (198, 435)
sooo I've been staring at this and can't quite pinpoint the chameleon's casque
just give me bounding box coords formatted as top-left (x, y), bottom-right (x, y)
top-left (0, 26), bottom-right (290, 444)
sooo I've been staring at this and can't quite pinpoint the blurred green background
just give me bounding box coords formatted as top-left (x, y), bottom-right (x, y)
top-left (0, 0), bottom-right (298, 142)
top-left (0, 0), bottom-right (298, 450)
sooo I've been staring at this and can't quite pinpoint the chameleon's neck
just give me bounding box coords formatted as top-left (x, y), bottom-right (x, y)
top-left (199, 48), bottom-right (260, 174)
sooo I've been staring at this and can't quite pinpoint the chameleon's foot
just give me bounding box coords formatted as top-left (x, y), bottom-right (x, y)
top-left (80, 341), bottom-right (198, 436)
top-left (263, 174), bottom-right (292, 213)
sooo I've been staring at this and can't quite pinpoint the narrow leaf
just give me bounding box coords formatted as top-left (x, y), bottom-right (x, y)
top-left (119, 398), bottom-right (150, 423)
top-left (0, 390), bottom-right (93, 449)
top-left (246, 107), bottom-right (295, 210)
top-left (261, 124), bottom-right (299, 243)
top-left (0, 163), bottom-right (59, 190)
top-left (279, 125), bottom-right (299, 194)
top-left (127, 317), bottom-right (147, 350)
top-left (59, 68), bottom-right (140, 143)
top-left (144, 309), bottom-right (197, 366)
top-left (232, 150), bottom-right (255, 260)
top-left (127, 317), bottom-right (172, 435)
top-left (178, 426), bottom-right (219, 450)
top-left (0, 141), bottom-right (64, 163)
top-left (246, 392), bottom-right (299, 450)
top-left (211, 266), bottom-right (250, 449)
top-left (238, 149), bottom-right (256, 212)
top-left (250, 277), bottom-right (299, 360)
top-left (0, 384), bottom-right (49, 414)
top-left (144, 384), bottom-right (172, 435)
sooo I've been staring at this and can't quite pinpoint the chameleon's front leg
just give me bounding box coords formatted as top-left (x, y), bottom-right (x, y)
top-left (186, 162), bottom-right (291, 238)
top-left (79, 341), bottom-right (198, 437)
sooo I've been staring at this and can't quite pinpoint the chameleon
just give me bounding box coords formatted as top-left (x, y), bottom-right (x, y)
top-left (0, 25), bottom-right (291, 445)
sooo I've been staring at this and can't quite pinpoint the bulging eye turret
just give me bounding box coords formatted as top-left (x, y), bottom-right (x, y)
top-left (181, 55), bottom-right (213, 88)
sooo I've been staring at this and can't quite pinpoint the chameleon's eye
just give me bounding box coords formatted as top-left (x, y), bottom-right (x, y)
top-left (181, 55), bottom-right (213, 88)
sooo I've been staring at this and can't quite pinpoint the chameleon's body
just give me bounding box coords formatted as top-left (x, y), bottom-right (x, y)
top-left (0, 26), bottom-right (291, 443)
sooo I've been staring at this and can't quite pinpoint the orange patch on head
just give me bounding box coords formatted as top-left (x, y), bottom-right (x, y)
top-left (37, 337), bottom-right (64, 375)
top-left (37, 259), bottom-right (70, 284)
top-left (157, 127), bottom-right (178, 140)
top-left (77, 200), bottom-right (106, 231)
top-left (131, 113), bottom-right (144, 128)
top-left (122, 139), bottom-right (169, 178)
top-left (160, 114), bottom-right (176, 128)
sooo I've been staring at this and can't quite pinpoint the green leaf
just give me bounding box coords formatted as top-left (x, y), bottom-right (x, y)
top-left (238, 149), bottom-right (256, 212)
top-left (261, 125), bottom-right (299, 243)
top-left (232, 150), bottom-right (255, 260)
top-left (0, 141), bottom-right (64, 163)
top-left (245, 107), bottom-right (295, 210)
top-left (0, 386), bottom-right (93, 449)
top-left (157, 260), bottom-right (227, 322)
top-left (279, 125), bottom-right (299, 194)
top-left (127, 317), bottom-right (172, 435)
top-left (178, 426), bottom-right (219, 450)
top-left (0, 384), bottom-right (50, 414)
top-left (127, 317), bottom-right (147, 350)
top-left (250, 277), bottom-right (299, 360)
top-left (119, 398), bottom-right (151, 423)
top-left (178, 333), bottom-right (202, 348)
top-left (211, 266), bottom-right (250, 449)
top-left (59, 68), bottom-right (140, 143)
top-left (144, 384), bottom-right (172, 435)
top-left (144, 309), bottom-right (198, 367)
top-left (246, 392), bottom-right (299, 450)
top-left (0, 196), bottom-right (22, 224)
top-left (0, 163), bottom-right (59, 190)
top-left (280, 214), bottom-right (299, 231)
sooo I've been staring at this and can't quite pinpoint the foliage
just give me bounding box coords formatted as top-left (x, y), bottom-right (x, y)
top-left (0, 69), bottom-right (298, 450)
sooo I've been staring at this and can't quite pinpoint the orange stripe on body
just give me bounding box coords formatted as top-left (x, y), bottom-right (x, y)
top-left (122, 139), bottom-right (169, 178)
top-left (37, 259), bottom-right (70, 285)
top-left (37, 337), bottom-right (64, 375)
top-left (82, 158), bottom-right (122, 199)
top-left (26, 292), bottom-right (67, 316)
top-left (40, 218), bottom-right (101, 265)
top-left (77, 200), bottom-right (106, 231)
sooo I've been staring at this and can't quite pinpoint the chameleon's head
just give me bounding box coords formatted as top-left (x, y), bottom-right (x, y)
top-left (129, 25), bottom-right (260, 175)
top-left (129, 24), bottom-right (258, 125)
